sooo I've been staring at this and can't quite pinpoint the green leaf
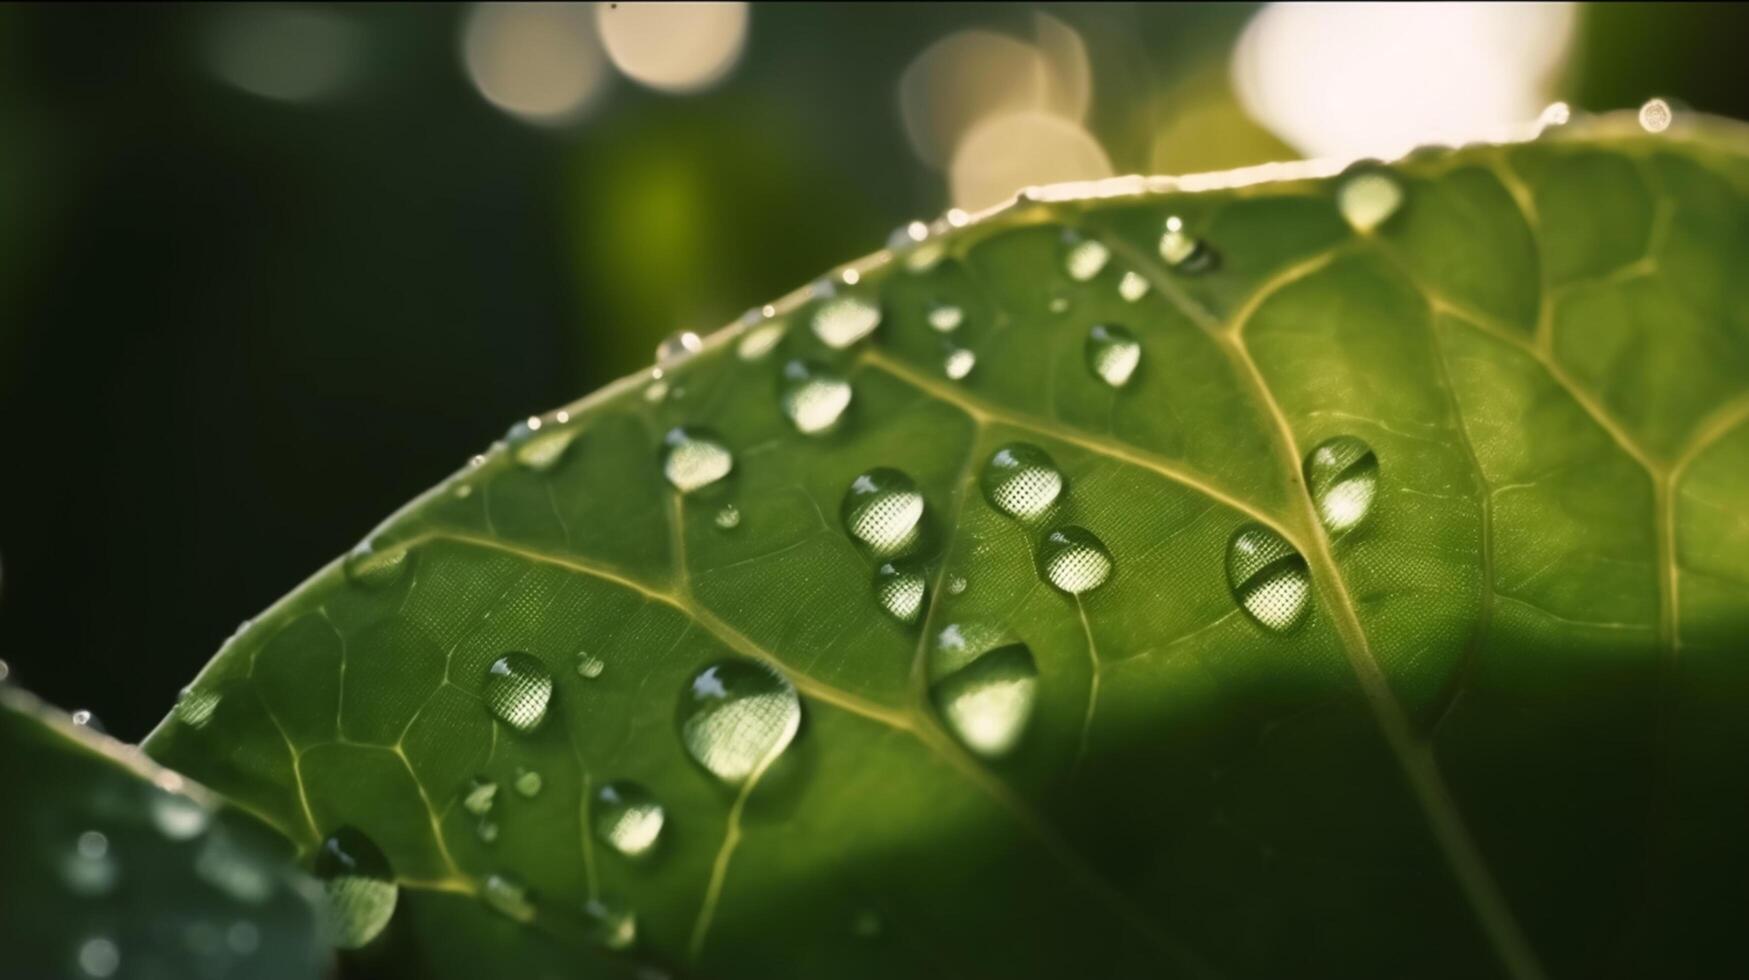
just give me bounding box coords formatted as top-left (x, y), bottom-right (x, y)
top-left (0, 686), bottom-right (327, 979)
top-left (144, 114), bottom-right (1749, 978)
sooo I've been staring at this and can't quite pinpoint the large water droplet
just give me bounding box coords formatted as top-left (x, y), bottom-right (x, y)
top-left (872, 560), bottom-right (927, 625)
top-left (928, 636), bottom-right (1038, 759)
top-left (661, 427), bottom-right (734, 493)
top-left (506, 416), bottom-right (575, 472)
top-left (1086, 324), bottom-right (1140, 387)
top-left (811, 294), bottom-right (882, 348)
top-left (593, 781), bottom-right (666, 859)
top-left (927, 304), bottom-right (964, 333)
top-left (841, 468), bottom-right (927, 559)
top-left (1338, 171), bottom-right (1403, 234)
top-left (943, 348), bottom-right (976, 380)
top-left (1639, 97), bottom-right (1672, 134)
top-left (779, 360), bottom-right (852, 435)
top-left (1159, 216), bottom-right (1218, 272)
top-left (317, 827), bottom-right (398, 950)
top-left (481, 872), bottom-right (536, 923)
top-left (584, 897), bottom-right (637, 951)
top-left (981, 443), bottom-right (1064, 521)
top-left (1226, 524), bottom-right (1312, 633)
top-left (1064, 237), bottom-right (1110, 281)
top-left (483, 653), bottom-right (553, 733)
top-left (1038, 526), bottom-right (1114, 595)
top-left (1303, 435), bottom-right (1379, 534)
top-left (343, 540), bottom-right (411, 589)
top-left (677, 660), bottom-right (802, 785)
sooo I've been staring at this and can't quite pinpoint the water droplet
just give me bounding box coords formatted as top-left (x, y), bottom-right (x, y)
top-left (841, 468), bottom-right (927, 559)
top-left (63, 831), bottom-right (117, 896)
top-left (1086, 324), bottom-right (1141, 387)
top-left (943, 348), bottom-right (976, 380)
top-left (714, 504), bottom-right (742, 530)
top-left (981, 443), bottom-right (1064, 521)
top-left (1048, 296), bottom-right (1071, 314)
top-left (1038, 526), bottom-right (1114, 595)
top-left (453, 483), bottom-right (474, 499)
top-left (584, 897), bottom-right (637, 951)
top-left (1639, 97), bottom-right (1672, 133)
top-left (576, 653), bottom-right (606, 679)
top-left (1118, 270), bottom-right (1149, 302)
top-left (811, 294), bottom-right (882, 348)
top-left (593, 781), bottom-right (665, 858)
top-left (461, 777), bottom-right (498, 817)
top-left (841, 268), bottom-right (861, 286)
top-left (151, 791), bottom-right (212, 840)
top-left (1159, 216), bottom-right (1218, 272)
top-left (872, 560), bottom-right (927, 625)
top-left (644, 379), bottom-right (670, 403)
top-left (1064, 237), bottom-right (1110, 281)
top-left (506, 416), bottom-right (575, 472)
top-left (677, 660), bottom-right (802, 785)
top-left (76, 936), bottom-right (120, 978)
top-left (948, 574), bottom-right (968, 595)
top-left (343, 540), bottom-right (411, 589)
top-left (928, 635), bottom-right (1038, 759)
top-left (173, 686), bottom-right (220, 729)
top-left (317, 827), bottom-right (398, 950)
top-left (1303, 435), bottom-right (1379, 534)
top-left (481, 872), bottom-right (536, 923)
top-left (71, 709), bottom-right (94, 727)
top-left (656, 330), bottom-right (703, 365)
top-left (1338, 171), bottom-right (1403, 234)
top-left (889, 220), bottom-right (929, 250)
top-left (514, 768), bottom-right (543, 798)
top-left (737, 319), bottom-right (785, 361)
top-left (927, 304), bottom-right (964, 333)
top-left (661, 426), bottom-right (734, 493)
top-left (779, 360), bottom-right (852, 435)
top-left (483, 653), bottom-right (553, 733)
top-left (1538, 101), bottom-right (1571, 128)
top-left (475, 820), bottom-right (499, 844)
top-left (1226, 524), bottom-right (1312, 633)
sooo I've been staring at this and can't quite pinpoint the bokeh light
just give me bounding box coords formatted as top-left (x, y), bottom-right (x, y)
top-left (463, 3), bottom-right (610, 126)
top-left (597, 2), bottom-right (750, 94)
top-left (1233, 2), bottom-right (1578, 160)
top-left (949, 110), bottom-right (1113, 212)
top-left (204, 6), bottom-right (364, 103)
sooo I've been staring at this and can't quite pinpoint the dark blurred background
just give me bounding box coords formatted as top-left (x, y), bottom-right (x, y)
top-left (1, 2), bottom-right (1744, 740)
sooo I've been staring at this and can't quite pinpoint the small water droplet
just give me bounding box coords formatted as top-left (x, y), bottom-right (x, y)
top-left (779, 360), bottom-right (852, 435)
top-left (576, 653), bottom-right (606, 679)
top-left (661, 427), bottom-right (734, 493)
top-left (1038, 526), bottom-right (1114, 595)
top-left (1639, 97), bottom-right (1672, 133)
top-left (928, 632), bottom-right (1038, 759)
top-left (584, 897), bottom-right (637, 951)
top-left (174, 686), bottom-right (221, 729)
top-left (454, 483), bottom-right (473, 499)
top-left (927, 303), bottom-right (964, 333)
top-left (317, 827), bottom-right (398, 950)
top-left (1064, 237), bottom-right (1110, 281)
top-left (461, 777), bottom-right (498, 817)
top-left (71, 709), bottom-right (94, 727)
top-left (1118, 270), bottom-right (1149, 302)
top-left (981, 443), bottom-right (1064, 521)
top-left (872, 560), bottom-right (927, 625)
top-left (714, 504), bottom-right (742, 530)
top-left (481, 872), bottom-right (536, 923)
top-left (1086, 324), bottom-right (1141, 387)
top-left (737, 320), bottom-right (786, 361)
top-left (889, 220), bottom-right (929, 250)
top-left (506, 416), bottom-right (575, 472)
top-left (948, 574), bottom-right (967, 595)
top-left (343, 540), bottom-right (411, 589)
top-left (151, 791), bottom-right (211, 840)
top-left (1048, 296), bottom-right (1071, 314)
top-left (1226, 524), bottom-right (1312, 633)
top-left (644, 379), bottom-right (670, 403)
top-left (1338, 171), bottom-right (1403, 234)
top-left (943, 348), bottom-right (976, 380)
top-left (656, 330), bottom-right (703, 365)
top-left (945, 208), bottom-right (969, 227)
top-left (1538, 101), bottom-right (1571, 128)
top-left (841, 468), bottom-right (927, 559)
top-left (483, 653), bottom-right (553, 733)
top-left (677, 660), bottom-right (802, 785)
top-left (1159, 216), bottom-right (1218, 272)
top-left (593, 781), bottom-right (666, 858)
top-left (514, 768), bottom-right (543, 798)
top-left (76, 936), bottom-right (120, 978)
top-left (811, 294), bottom-right (882, 349)
top-left (1303, 435), bottom-right (1380, 534)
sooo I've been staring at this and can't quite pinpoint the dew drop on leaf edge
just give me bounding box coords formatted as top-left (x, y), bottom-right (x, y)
top-left (482, 653), bottom-right (553, 733)
top-left (1226, 524), bottom-right (1312, 633)
top-left (343, 540), bottom-right (411, 590)
top-left (316, 827), bottom-right (398, 951)
top-left (677, 660), bottom-right (802, 785)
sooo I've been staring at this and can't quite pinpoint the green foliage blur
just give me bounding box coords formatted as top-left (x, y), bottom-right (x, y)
top-left (0, 3), bottom-right (1743, 740)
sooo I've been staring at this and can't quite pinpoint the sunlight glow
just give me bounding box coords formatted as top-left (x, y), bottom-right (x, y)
top-left (463, 3), bottom-right (610, 126)
top-left (1233, 2), bottom-right (1577, 160)
top-left (205, 6), bottom-right (364, 103)
top-left (950, 110), bottom-right (1113, 212)
top-left (597, 3), bottom-right (750, 94)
